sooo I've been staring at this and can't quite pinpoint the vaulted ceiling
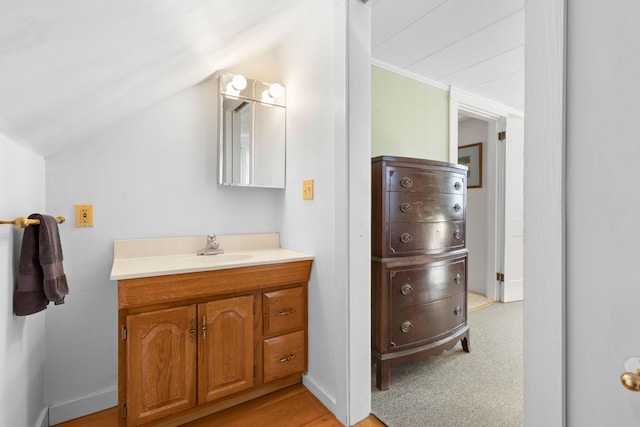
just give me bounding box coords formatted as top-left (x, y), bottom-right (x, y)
top-left (0, 1), bottom-right (524, 157)
top-left (0, 0), bottom-right (307, 157)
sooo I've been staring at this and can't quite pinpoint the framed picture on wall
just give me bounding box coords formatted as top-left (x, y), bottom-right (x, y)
top-left (458, 142), bottom-right (482, 188)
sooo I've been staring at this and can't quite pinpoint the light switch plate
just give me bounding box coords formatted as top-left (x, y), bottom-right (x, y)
top-left (303, 179), bottom-right (314, 200)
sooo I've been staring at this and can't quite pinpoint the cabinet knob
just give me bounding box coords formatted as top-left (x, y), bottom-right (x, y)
top-left (399, 202), bottom-right (413, 213)
top-left (454, 230), bottom-right (462, 240)
top-left (400, 284), bottom-right (413, 295)
top-left (277, 308), bottom-right (295, 316)
top-left (455, 274), bottom-right (462, 285)
top-left (454, 181), bottom-right (462, 191)
top-left (400, 321), bottom-right (413, 333)
top-left (454, 306), bottom-right (462, 316)
top-left (453, 203), bottom-right (461, 213)
top-left (400, 177), bottom-right (414, 188)
top-left (400, 233), bottom-right (413, 244)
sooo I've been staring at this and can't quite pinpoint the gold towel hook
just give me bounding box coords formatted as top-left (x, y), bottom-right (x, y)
top-left (0, 216), bottom-right (65, 228)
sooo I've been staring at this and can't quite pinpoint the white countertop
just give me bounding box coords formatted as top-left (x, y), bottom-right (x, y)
top-left (110, 233), bottom-right (314, 280)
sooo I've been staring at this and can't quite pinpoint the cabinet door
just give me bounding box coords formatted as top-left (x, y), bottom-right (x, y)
top-left (126, 305), bottom-right (197, 425)
top-left (198, 295), bottom-right (254, 403)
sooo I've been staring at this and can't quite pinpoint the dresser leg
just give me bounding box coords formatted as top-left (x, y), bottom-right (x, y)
top-left (375, 361), bottom-right (390, 391)
top-left (461, 335), bottom-right (471, 353)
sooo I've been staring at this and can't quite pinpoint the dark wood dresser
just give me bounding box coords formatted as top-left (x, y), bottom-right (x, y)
top-left (371, 155), bottom-right (470, 390)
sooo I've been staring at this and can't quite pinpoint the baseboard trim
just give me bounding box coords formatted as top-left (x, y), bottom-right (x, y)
top-left (48, 388), bottom-right (117, 425)
top-left (35, 407), bottom-right (48, 427)
top-left (302, 374), bottom-right (338, 418)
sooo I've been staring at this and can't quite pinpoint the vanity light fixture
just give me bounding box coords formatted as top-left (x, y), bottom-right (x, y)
top-left (219, 71), bottom-right (286, 107)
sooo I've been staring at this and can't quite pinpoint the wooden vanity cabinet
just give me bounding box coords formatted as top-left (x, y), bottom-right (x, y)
top-left (117, 260), bottom-right (312, 426)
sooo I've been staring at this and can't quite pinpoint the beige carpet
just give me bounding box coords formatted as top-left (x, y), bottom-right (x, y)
top-left (371, 301), bottom-right (523, 427)
top-left (468, 291), bottom-right (495, 312)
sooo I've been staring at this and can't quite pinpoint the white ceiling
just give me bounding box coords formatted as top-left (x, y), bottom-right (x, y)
top-left (0, 0), bottom-right (308, 157)
top-left (371, 0), bottom-right (524, 114)
top-left (0, 1), bottom-right (524, 157)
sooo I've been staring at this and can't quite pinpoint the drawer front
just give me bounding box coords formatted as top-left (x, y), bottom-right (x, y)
top-left (388, 221), bottom-right (465, 256)
top-left (389, 192), bottom-right (464, 223)
top-left (389, 294), bottom-right (466, 350)
top-left (387, 167), bottom-right (465, 194)
top-left (263, 330), bottom-right (306, 383)
top-left (390, 258), bottom-right (466, 308)
top-left (263, 287), bottom-right (305, 336)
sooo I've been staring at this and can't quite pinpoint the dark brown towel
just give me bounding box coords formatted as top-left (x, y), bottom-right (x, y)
top-left (14, 214), bottom-right (69, 316)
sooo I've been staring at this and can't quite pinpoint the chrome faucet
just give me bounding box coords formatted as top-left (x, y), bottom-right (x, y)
top-left (197, 234), bottom-right (224, 256)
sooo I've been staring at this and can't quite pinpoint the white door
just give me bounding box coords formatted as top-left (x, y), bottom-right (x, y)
top-left (501, 115), bottom-right (524, 302)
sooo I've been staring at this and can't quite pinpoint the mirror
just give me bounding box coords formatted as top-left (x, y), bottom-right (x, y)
top-left (218, 72), bottom-right (286, 188)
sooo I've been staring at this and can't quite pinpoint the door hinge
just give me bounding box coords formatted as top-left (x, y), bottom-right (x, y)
top-left (121, 325), bottom-right (127, 341)
top-left (253, 364), bottom-right (256, 378)
top-left (498, 131), bottom-right (506, 140)
top-left (253, 301), bottom-right (256, 315)
top-left (122, 403), bottom-right (128, 419)
top-left (496, 272), bottom-right (505, 282)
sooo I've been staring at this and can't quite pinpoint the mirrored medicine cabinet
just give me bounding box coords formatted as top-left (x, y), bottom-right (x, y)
top-left (217, 72), bottom-right (286, 188)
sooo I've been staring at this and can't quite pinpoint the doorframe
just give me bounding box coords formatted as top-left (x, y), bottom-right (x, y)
top-left (449, 88), bottom-right (520, 301)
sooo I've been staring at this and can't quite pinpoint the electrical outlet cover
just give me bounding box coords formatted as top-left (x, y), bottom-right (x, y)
top-left (75, 204), bottom-right (94, 227)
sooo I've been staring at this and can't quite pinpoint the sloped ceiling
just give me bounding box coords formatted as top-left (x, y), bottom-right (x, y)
top-left (371, 0), bottom-right (524, 114)
top-left (1, 1), bottom-right (524, 157)
top-left (0, 0), bottom-right (306, 157)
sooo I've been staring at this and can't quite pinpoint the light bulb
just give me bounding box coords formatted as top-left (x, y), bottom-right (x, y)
top-left (231, 74), bottom-right (247, 91)
top-left (268, 83), bottom-right (283, 99)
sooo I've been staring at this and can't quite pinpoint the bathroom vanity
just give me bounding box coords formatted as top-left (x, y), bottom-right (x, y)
top-left (110, 234), bottom-right (313, 426)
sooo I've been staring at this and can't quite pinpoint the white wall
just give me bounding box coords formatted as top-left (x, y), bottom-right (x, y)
top-left (458, 119), bottom-right (489, 296)
top-left (0, 134), bottom-right (48, 427)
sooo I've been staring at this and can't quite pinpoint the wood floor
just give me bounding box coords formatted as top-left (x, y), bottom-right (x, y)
top-left (53, 385), bottom-right (385, 427)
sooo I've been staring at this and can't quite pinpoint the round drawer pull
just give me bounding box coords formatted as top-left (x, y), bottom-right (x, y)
top-left (454, 181), bottom-right (462, 191)
top-left (453, 203), bottom-right (461, 213)
top-left (400, 233), bottom-right (413, 244)
top-left (454, 230), bottom-right (462, 240)
top-left (400, 202), bottom-right (413, 213)
top-left (400, 284), bottom-right (413, 295)
top-left (400, 177), bottom-right (414, 188)
top-left (454, 306), bottom-right (462, 316)
top-left (400, 321), bottom-right (413, 333)
top-left (455, 274), bottom-right (462, 285)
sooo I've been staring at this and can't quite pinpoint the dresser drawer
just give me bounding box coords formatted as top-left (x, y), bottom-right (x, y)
top-left (263, 330), bottom-right (306, 383)
top-left (389, 192), bottom-right (464, 223)
top-left (388, 167), bottom-right (465, 194)
top-left (389, 294), bottom-right (466, 350)
top-left (389, 257), bottom-right (466, 308)
top-left (388, 221), bottom-right (465, 256)
top-left (263, 287), bottom-right (305, 336)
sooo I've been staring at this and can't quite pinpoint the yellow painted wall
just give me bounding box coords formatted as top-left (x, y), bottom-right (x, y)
top-left (371, 66), bottom-right (449, 161)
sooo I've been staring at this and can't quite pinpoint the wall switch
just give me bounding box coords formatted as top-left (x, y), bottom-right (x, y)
top-left (303, 179), bottom-right (314, 200)
top-left (75, 204), bottom-right (94, 227)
